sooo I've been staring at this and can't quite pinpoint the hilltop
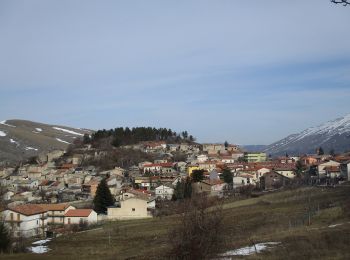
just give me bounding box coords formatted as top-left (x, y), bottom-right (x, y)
top-left (0, 119), bottom-right (92, 164)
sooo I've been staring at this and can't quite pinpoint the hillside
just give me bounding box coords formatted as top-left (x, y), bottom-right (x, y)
top-left (0, 120), bottom-right (92, 164)
top-left (4, 185), bottom-right (350, 259)
top-left (265, 114), bottom-right (350, 156)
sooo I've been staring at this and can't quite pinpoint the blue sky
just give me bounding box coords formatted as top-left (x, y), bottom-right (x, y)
top-left (1, 0), bottom-right (350, 144)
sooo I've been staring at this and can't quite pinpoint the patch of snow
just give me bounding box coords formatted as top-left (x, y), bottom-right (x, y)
top-left (25, 146), bottom-right (38, 151)
top-left (35, 128), bottom-right (42, 132)
top-left (0, 120), bottom-right (16, 127)
top-left (29, 245), bottom-right (50, 254)
top-left (32, 238), bottom-right (51, 245)
top-left (328, 223), bottom-right (343, 228)
top-left (53, 126), bottom-right (83, 136)
top-left (0, 130), bottom-right (7, 137)
top-left (28, 238), bottom-right (51, 254)
top-left (10, 139), bottom-right (20, 146)
top-left (220, 242), bottom-right (281, 257)
top-left (56, 138), bottom-right (71, 144)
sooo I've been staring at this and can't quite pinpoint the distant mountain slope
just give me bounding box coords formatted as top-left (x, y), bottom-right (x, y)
top-left (241, 145), bottom-right (267, 152)
top-left (0, 119), bottom-right (92, 163)
top-left (264, 114), bottom-right (350, 156)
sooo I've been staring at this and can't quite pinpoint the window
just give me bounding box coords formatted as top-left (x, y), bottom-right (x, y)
top-left (132, 208), bottom-right (135, 212)
top-left (17, 223), bottom-right (20, 228)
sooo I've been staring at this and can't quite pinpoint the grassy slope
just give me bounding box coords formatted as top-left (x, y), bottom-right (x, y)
top-left (5, 185), bottom-right (350, 260)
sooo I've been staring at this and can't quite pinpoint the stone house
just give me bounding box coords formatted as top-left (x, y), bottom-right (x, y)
top-left (260, 171), bottom-right (290, 190)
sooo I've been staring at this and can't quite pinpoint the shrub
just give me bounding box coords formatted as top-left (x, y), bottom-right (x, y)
top-left (168, 194), bottom-right (224, 259)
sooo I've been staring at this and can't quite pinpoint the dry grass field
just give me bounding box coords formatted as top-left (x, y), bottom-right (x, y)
top-left (4, 185), bottom-right (350, 260)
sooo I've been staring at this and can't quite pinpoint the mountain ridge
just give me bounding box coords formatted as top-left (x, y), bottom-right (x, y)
top-left (264, 113), bottom-right (350, 156)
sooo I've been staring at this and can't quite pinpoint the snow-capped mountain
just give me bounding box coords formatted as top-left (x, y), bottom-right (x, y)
top-left (265, 114), bottom-right (350, 156)
top-left (0, 119), bottom-right (92, 163)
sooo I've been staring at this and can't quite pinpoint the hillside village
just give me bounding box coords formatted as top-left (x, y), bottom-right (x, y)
top-left (1, 132), bottom-right (350, 242)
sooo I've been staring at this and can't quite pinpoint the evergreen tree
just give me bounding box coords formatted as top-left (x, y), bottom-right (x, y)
top-left (174, 181), bottom-right (184, 200)
top-left (0, 220), bottom-right (10, 253)
top-left (191, 170), bottom-right (205, 183)
top-left (184, 177), bottom-right (192, 198)
top-left (317, 147), bottom-right (324, 155)
top-left (295, 160), bottom-right (304, 178)
top-left (83, 134), bottom-right (91, 144)
top-left (222, 169), bottom-right (233, 184)
top-left (93, 178), bottom-right (115, 214)
top-left (224, 141), bottom-right (229, 149)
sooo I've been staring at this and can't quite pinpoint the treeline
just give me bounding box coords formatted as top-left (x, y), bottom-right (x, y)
top-left (85, 127), bottom-right (195, 147)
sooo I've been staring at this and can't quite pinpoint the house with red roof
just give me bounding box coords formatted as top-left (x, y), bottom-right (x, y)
top-left (3, 204), bottom-right (48, 237)
top-left (193, 179), bottom-right (227, 197)
top-left (64, 209), bottom-right (97, 225)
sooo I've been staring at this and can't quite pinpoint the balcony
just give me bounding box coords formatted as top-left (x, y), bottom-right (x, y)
top-left (47, 214), bottom-right (64, 217)
top-left (5, 219), bottom-right (22, 223)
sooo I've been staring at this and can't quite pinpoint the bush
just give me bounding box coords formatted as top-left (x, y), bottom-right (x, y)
top-left (168, 194), bottom-right (224, 259)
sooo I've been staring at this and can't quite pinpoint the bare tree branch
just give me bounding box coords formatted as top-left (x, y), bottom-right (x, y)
top-left (331, 0), bottom-right (350, 6)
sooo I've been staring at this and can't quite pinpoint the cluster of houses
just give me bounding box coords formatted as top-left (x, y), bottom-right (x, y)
top-left (1, 141), bottom-right (350, 239)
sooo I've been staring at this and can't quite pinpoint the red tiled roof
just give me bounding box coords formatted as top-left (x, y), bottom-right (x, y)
top-left (60, 164), bottom-right (76, 169)
top-left (201, 179), bottom-right (224, 186)
top-left (324, 166), bottom-right (340, 172)
top-left (65, 209), bottom-right (93, 217)
top-left (8, 204), bottom-right (47, 216)
top-left (39, 180), bottom-right (50, 186)
top-left (37, 203), bottom-right (71, 211)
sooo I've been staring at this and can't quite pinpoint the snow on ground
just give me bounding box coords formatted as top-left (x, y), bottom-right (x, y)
top-left (25, 146), bottom-right (38, 151)
top-left (53, 126), bottom-right (83, 136)
top-left (10, 139), bottom-right (20, 146)
top-left (220, 242), bottom-right (281, 257)
top-left (32, 239), bottom-right (51, 245)
top-left (0, 130), bottom-right (6, 137)
top-left (28, 238), bottom-right (51, 254)
top-left (0, 120), bottom-right (16, 127)
top-left (35, 128), bottom-right (42, 132)
top-left (56, 138), bottom-right (71, 144)
top-left (329, 223), bottom-right (344, 228)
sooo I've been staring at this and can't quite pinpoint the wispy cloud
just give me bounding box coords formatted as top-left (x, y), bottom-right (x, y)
top-left (0, 0), bottom-right (349, 144)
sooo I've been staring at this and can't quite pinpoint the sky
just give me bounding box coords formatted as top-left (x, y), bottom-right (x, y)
top-left (0, 0), bottom-right (350, 145)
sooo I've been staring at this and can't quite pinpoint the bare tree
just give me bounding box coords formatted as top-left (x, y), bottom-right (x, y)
top-left (168, 194), bottom-right (224, 259)
top-left (331, 0), bottom-right (350, 6)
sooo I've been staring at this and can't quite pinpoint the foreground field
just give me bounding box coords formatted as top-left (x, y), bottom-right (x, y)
top-left (5, 185), bottom-right (350, 259)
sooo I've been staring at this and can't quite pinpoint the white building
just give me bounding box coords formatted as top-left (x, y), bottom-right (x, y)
top-left (37, 203), bottom-right (75, 225)
top-left (197, 154), bottom-right (208, 163)
top-left (64, 209), bottom-right (97, 225)
top-left (107, 197), bottom-right (151, 220)
top-left (155, 185), bottom-right (174, 200)
top-left (233, 174), bottom-right (255, 188)
top-left (2, 204), bottom-right (48, 237)
top-left (318, 160), bottom-right (341, 178)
